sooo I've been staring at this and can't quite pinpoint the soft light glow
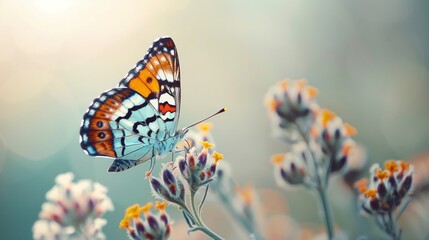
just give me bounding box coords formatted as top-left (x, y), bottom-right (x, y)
top-left (37, 0), bottom-right (72, 12)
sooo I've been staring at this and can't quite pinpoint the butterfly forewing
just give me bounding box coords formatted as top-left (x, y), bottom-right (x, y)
top-left (79, 37), bottom-right (182, 172)
top-left (119, 37), bottom-right (181, 136)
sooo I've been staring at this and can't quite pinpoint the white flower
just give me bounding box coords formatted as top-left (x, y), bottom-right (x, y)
top-left (34, 172), bottom-right (113, 239)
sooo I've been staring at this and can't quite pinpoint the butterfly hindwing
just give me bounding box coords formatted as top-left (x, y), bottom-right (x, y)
top-left (108, 148), bottom-right (156, 172)
top-left (80, 87), bottom-right (168, 160)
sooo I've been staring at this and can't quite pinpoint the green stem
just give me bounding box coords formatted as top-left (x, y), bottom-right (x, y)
top-left (388, 211), bottom-right (401, 240)
top-left (317, 187), bottom-right (335, 239)
top-left (190, 190), bottom-right (223, 240)
top-left (295, 123), bottom-right (334, 239)
top-left (191, 190), bottom-right (203, 225)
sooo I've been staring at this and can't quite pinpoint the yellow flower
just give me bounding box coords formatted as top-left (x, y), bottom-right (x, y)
top-left (385, 160), bottom-right (398, 174)
top-left (212, 152), bottom-right (224, 164)
top-left (155, 201), bottom-right (167, 211)
top-left (364, 189), bottom-right (377, 199)
top-left (202, 141), bottom-right (215, 150)
top-left (375, 169), bottom-right (390, 181)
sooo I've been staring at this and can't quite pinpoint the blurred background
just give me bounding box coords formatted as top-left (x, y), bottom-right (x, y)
top-left (1, 0), bottom-right (428, 239)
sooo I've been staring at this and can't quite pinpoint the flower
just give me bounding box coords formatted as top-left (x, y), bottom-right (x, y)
top-left (271, 142), bottom-right (317, 189)
top-left (177, 142), bottom-right (223, 191)
top-left (120, 201), bottom-right (171, 240)
top-left (312, 109), bottom-right (357, 173)
top-left (265, 79), bottom-right (320, 141)
top-left (148, 162), bottom-right (186, 208)
top-left (33, 172), bottom-right (113, 240)
top-left (357, 160), bottom-right (414, 215)
top-left (33, 220), bottom-right (71, 240)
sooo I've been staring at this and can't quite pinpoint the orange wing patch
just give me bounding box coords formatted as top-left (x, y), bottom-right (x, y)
top-left (93, 141), bottom-right (116, 157)
top-left (87, 130), bottom-right (116, 157)
top-left (128, 53), bottom-right (175, 98)
top-left (129, 68), bottom-right (160, 98)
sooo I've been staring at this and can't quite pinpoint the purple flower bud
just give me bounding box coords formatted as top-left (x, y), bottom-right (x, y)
top-left (397, 176), bottom-right (412, 199)
top-left (330, 156), bottom-right (346, 173)
top-left (210, 164), bottom-right (217, 174)
top-left (334, 129), bottom-right (341, 140)
top-left (178, 159), bottom-right (187, 176)
top-left (388, 176), bottom-right (397, 189)
top-left (160, 214), bottom-right (168, 225)
top-left (129, 229), bottom-right (137, 239)
top-left (147, 215), bottom-right (159, 231)
top-left (136, 221), bottom-right (145, 235)
top-left (150, 178), bottom-right (163, 193)
top-left (369, 199), bottom-right (380, 211)
top-left (198, 151), bottom-right (207, 167)
top-left (162, 169), bottom-right (175, 185)
top-left (377, 182), bottom-right (387, 198)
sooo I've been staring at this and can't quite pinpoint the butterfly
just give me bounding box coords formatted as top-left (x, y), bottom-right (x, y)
top-left (80, 37), bottom-right (189, 172)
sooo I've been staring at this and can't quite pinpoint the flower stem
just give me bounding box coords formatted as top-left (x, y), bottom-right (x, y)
top-left (317, 187), bottom-right (334, 239)
top-left (191, 191), bottom-right (203, 225)
top-left (216, 189), bottom-right (264, 240)
top-left (190, 190), bottom-right (223, 240)
top-left (388, 211), bottom-right (401, 240)
top-left (295, 122), bottom-right (335, 239)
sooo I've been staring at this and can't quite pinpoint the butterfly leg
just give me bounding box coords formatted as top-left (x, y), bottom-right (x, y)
top-left (145, 149), bottom-right (157, 177)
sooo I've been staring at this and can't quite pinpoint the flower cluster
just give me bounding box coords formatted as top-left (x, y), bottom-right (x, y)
top-left (265, 79), bottom-right (319, 141)
top-left (119, 201), bottom-right (171, 240)
top-left (267, 80), bottom-right (357, 189)
top-left (33, 172), bottom-right (113, 240)
top-left (149, 142), bottom-right (223, 203)
top-left (356, 160), bottom-right (414, 215)
top-left (266, 79), bottom-right (357, 239)
top-left (177, 141), bottom-right (223, 190)
top-left (148, 141), bottom-right (224, 239)
top-left (354, 160), bottom-right (414, 239)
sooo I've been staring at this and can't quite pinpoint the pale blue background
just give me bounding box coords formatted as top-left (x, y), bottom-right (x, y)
top-left (0, 0), bottom-right (428, 239)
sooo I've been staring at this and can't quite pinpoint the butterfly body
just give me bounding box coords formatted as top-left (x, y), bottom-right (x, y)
top-left (80, 37), bottom-right (184, 172)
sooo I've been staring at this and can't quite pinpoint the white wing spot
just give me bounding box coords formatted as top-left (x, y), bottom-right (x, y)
top-left (160, 92), bottom-right (175, 105)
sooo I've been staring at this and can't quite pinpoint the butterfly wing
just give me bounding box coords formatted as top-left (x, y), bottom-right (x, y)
top-left (119, 36), bottom-right (181, 137)
top-left (80, 88), bottom-right (166, 171)
top-left (80, 37), bottom-right (181, 172)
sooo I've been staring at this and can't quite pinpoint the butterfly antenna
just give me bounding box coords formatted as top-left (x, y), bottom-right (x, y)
top-left (183, 108), bottom-right (227, 131)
